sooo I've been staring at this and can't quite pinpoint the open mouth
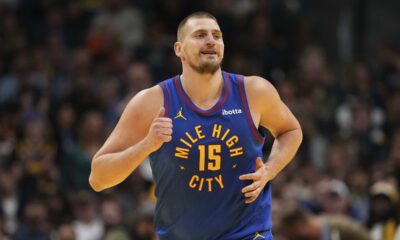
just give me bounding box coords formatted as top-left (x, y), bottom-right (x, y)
top-left (200, 51), bottom-right (217, 56)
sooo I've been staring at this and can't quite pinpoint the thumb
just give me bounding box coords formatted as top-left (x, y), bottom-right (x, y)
top-left (255, 157), bottom-right (264, 170)
top-left (157, 107), bottom-right (165, 118)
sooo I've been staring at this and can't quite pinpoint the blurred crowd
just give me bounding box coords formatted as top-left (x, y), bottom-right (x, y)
top-left (0, 0), bottom-right (400, 239)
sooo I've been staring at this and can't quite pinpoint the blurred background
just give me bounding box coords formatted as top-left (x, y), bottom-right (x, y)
top-left (0, 0), bottom-right (400, 239)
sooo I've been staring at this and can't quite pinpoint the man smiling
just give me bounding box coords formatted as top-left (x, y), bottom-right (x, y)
top-left (89, 12), bottom-right (302, 240)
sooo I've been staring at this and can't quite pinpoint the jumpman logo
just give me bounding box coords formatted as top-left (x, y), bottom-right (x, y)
top-left (174, 107), bottom-right (187, 120)
top-left (252, 232), bottom-right (266, 240)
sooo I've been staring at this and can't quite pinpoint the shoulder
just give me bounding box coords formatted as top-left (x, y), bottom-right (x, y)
top-left (132, 84), bottom-right (163, 101)
top-left (128, 85), bottom-right (163, 105)
top-left (242, 76), bottom-right (281, 110)
top-left (125, 85), bottom-right (164, 118)
top-left (243, 76), bottom-right (278, 97)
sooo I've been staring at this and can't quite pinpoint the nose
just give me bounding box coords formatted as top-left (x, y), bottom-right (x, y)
top-left (205, 34), bottom-right (216, 46)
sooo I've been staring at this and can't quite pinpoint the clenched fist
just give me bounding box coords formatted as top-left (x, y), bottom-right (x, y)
top-left (142, 107), bottom-right (173, 153)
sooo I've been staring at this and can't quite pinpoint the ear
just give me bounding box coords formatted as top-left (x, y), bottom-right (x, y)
top-left (174, 42), bottom-right (183, 58)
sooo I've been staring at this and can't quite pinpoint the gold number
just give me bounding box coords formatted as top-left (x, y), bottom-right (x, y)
top-left (198, 144), bottom-right (221, 171)
top-left (208, 145), bottom-right (221, 170)
top-left (198, 145), bottom-right (206, 171)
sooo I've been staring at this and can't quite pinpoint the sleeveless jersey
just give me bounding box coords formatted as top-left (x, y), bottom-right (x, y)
top-left (150, 71), bottom-right (272, 240)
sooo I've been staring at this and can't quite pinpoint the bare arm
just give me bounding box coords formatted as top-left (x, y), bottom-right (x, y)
top-left (240, 76), bottom-right (302, 203)
top-left (89, 86), bottom-right (172, 192)
top-left (256, 77), bottom-right (302, 180)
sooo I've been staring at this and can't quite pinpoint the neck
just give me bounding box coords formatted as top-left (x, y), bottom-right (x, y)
top-left (180, 67), bottom-right (223, 109)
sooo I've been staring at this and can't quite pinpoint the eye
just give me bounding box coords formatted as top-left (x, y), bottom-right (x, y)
top-left (213, 32), bottom-right (222, 40)
top-left (214, 34), bottom-right (222, 39)
top-left (195, 33), bottom-right (206, 38)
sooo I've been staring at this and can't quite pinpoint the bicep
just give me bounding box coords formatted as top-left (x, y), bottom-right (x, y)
top-left (260, 97), bottom-right (300, 137)
top-left (249, 78), bottom-right (300, 137)
top-left (94, 87), bottom-right (162, 157)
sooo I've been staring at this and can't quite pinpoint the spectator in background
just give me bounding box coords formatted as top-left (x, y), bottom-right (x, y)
top-left (388, 129), bottom-right (400, 185)
top-left (71, 191), bottom-right (104, 240)
top-left (98, 78), bottom-right (122, 131)
top-left (100, 195), bottom-right (130, 240)
top-left (54, 104), bottom-right (77, 151)
top-left (377, 42), bottom-right (400, 95)
top-left (89, 0), bottom-right (145, 51)
top-left (0, 165), bottom-right (21, 236)
top-left (126, 62), bottom-right (154, 95)
top-left (280, 205), bottom-right (372, 240)
top-left (350, 102), bottom-right (386, 165)
top-left (64, 1), bottom-right (92, 48)
top-left (0, 212), bottom-right (10, 239)
top-left (52, 223), bottom-right (76, 240)
top-left (60, 111), bottom-right (105, 192)
top-left (13, 198), bottom-right (50, 240)
top-left (65, 71), bottom-right (99, 118)
top-left (347, 168), bottom-right (371, 223)
top-left (0, 109), bottom-right (18, 166)
top-left (367, 181), bottom-right (400, 240)
top-left (315, 178), bottom-right (353, 217)
top-left (45, 193), bottom-right (73, 230)
top-left (324, 142), bottom-right (354, 179)
top-left (16, 114), bottom-right (59, 197)
top-left (132, 200), bottom-right (156, 240)
top-left (386, 94), bottom-right (400, 132)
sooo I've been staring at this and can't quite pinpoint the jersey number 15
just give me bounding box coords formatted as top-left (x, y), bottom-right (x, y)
top-left (198, 144), bottom-right (221, 171)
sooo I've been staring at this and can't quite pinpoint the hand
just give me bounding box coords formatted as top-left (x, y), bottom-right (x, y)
top-left (142, 107), bottom-right (173, 153)
top-left (239, 157), bottom-right (270, 204)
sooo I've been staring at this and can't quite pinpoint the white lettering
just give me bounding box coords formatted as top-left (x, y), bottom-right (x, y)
top-left (222, 109), bottom-right (243, 116)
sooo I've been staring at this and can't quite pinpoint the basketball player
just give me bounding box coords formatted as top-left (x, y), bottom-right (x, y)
top-left (89, 12), bottom-right (302, 240)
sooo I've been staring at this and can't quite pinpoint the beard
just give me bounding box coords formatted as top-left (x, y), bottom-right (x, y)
top-left (187, 55), bottom-right (223, 74)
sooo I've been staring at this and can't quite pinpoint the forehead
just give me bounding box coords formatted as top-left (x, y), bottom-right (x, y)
top-left (184, 17), bottom-right (221, 34)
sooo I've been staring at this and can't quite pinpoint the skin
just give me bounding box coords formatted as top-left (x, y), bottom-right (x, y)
top-left (89, 17), bottom-right (302, 205)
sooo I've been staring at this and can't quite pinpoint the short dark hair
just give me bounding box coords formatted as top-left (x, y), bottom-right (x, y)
top-left (177, 11), bottom-right (218, 41)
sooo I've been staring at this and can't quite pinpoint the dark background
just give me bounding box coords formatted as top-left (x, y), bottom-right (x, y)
top-left (0, 0), bottom-right (400, 239)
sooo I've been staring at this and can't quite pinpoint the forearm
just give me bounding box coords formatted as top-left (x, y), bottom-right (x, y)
top-left (89, 140), bottom-right (152, 192)
top-left (265, 128), bottom-right (302, 180)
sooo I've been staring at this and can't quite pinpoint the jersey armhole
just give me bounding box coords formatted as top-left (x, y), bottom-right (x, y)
top-left (159, 82), bottom-right (170, 118)
top-left (237, 75), bottom-right (265, 142)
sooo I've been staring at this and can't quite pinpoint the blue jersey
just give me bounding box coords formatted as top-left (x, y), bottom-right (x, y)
top-left (150, 71), bottom-right (273, 240)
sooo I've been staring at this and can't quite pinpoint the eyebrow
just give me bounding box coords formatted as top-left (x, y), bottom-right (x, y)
top-left (191, 29), bottom-right (222, 35)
